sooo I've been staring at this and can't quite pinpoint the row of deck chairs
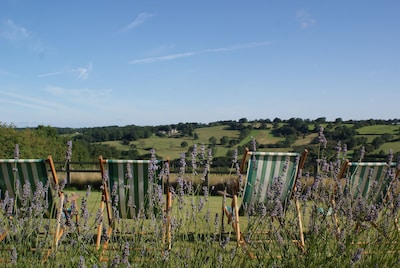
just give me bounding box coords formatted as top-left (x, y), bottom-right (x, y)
top-left (0, 149), bottom-right (399, 261)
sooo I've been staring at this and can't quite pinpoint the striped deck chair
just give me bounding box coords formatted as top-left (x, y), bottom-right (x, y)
top-left (344, 161), bottom-right (397, 204)
top-left (97, 156), bottom-right (171, 259)
top-left (328, 159), bottom-right (400, 239)
top-left (0, 156), bottom-right (65, 254)
top-left (222, 149), bottom-right (308, 253)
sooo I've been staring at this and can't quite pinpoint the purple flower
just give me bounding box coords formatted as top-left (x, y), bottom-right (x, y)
top-left (386, 149), bottom-right (393, 165)
top-left (251, 137), bottom-right (257, 151)
top-left (359, 146), bottom-right (365, 161)
top-left (65, 140), bottom-right (72, 161)
top-left (342, 144), bottom-right (348, 158)
top-left (121, 242), bottom-right (131, 266)
top-left (351, 248), bottom-right (363, 266)
top-left (14, 144), bottom-right (19, 160)
top-left (318, 125), bottom-right (327, 149)
top-left (191, 144), bottom-right (197, 170)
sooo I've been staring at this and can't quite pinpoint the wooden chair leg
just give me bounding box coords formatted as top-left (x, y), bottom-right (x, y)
top-left (295, 197), bottom-right (305, 251)
top-left (54, 193), bottom-right (65, 252)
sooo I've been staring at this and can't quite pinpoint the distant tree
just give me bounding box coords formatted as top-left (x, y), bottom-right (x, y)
top-left (315, 117), bottom-right (326, 124)
top-left (239, 128), bottom-right (251, 140)
top-left (335, 118), bottom-right (343, 124)
top-left (220, 136), bottom-right (230, 145)
top-left (273, 117), bottom-right (282, 123)
top-left (259, 122), bottom-right (268, 130)
top-left (239, 118), bottom-right (248, 123)
top-left (229, 139), bottom-right (239, 147)
top-left (209, 136), bottom-right (217, 145)
top-left (181, 141), bottom-right (188, 148)
top-left (371, 137), bottom-right (384, 149)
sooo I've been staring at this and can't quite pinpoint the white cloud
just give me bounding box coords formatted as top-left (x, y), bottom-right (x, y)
top-left (37, 71), bottom-right (67, 78)
top-left (129, 41), bottom-right (271, 64)
top-left (130, 52), bottom-right (196, 64)
top-left (119, 12), bottom-right (155, 33)
top-left (0, 19), bottom-right (30, 41)
top-left (73, 63), bottom-right (93, 80)
top-left (37, 63), bottom-right (93, 80)
top-left (296, 9), bottom-right (316, 29)
top-left (0, 90), bottom-right (64, 111)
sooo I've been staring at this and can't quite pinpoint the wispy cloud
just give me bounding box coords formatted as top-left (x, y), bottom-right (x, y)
top-left (37, 71), bottom-right (67, 78)
top-left (0, 18), bottom-right (52, 55)
top-left (0, 90), bottom-right (64, 111)
top-left (296, 9), bottom-right (316, 29)
top-left (0, 19), bottom-right (30, 41)
top-left (44, 86), bottom-right (112, 102)
top-left (129, 41), bottom-right (271, 64)
top-left (73, 63), bottom-right (93, 80)
top-left (119, 12), bottom-right (155, 33)
top-left (130, 52), bottom-right (196, 64)
top-left (37, 63), bottom-right (93, 80)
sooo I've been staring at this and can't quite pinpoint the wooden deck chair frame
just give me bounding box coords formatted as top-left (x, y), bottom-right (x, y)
top-left (221, 148), bottom-right (308, 253)
top-left (0, 155), bottom-right (67, 258)
top-left (97, 156), bottom-right (172, 260)
top-left (332, 159), bottom-right (399, 237)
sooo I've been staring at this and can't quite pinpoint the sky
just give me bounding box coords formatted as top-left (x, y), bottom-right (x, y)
top-left (1, 1), bottom-right (399, 128)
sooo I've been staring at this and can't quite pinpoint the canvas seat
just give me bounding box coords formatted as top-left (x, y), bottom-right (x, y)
top-left (0, 156), bottom-right (68, 259)
top-left (221, 148), bottom-right (308, 255)
top-left (334, 160), bottom-right (399, 234)
top-left (96, 156), bottom-right (172, 261)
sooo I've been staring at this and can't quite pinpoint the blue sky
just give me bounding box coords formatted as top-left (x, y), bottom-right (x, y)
top-left (1, 1), bottom-right (399, 128)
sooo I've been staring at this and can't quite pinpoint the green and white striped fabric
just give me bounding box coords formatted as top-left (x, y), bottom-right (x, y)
top-left (0, 159), bottom-right (54, 208)
top-left (105, 159), bottom-right (162, 219)
top-left (348, 162), bottom-right (395, 204)
top-left (240, 152), bottom-right (300, 214)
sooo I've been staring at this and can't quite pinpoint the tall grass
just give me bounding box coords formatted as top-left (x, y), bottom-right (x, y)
top-left (0, 137), bottom-right (399, 267)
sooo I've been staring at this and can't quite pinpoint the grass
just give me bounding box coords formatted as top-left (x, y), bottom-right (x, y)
top-left (357, 125), bottom-right (400, 135)
top-left (100, 125), bottom-right (242, 159)
top-left (1, 175), bottom-right (399, 267)
top-left (1, 132), bottom-right (400, 267)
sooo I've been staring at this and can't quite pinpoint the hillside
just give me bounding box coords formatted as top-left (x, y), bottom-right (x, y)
top-left (2, 118), bottom-right (400, 170)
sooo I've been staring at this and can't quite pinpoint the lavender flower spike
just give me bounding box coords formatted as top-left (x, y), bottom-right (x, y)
top-left (14, 144), bottom-right (19, 160)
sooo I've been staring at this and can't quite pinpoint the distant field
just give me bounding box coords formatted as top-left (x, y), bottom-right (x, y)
top-left (376, 141), bottom-right (400, 154)
top-left (105, 125), bottom-right (242, 159)
top-left (357, 125), bottom-right (400, 135)
top-left (293, 133), bottom-right (318, 146)
top-left (99, 124), bottom-right (400, 161)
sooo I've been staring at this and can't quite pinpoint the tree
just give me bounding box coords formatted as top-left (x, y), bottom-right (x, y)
top-left (181, 141), bottom-right (188, 148)
top-left (209, 136), bottom-right (217, 145)
top-left (220, 136), bottom-right (230, 145)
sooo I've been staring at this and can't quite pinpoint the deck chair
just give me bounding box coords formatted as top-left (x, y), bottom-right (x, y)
top-left (332, 159), bottom-right (399, 236)
top-left (222, 148), bottom-right (308, 252)
top-left (97, 156), bottom-right (171, 260)
top-left (0, 156), bottom-right (67, 257)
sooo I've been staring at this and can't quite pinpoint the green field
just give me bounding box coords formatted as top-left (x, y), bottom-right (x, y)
top-left (357, 124), bottom-right (400, 135)
top-left (99, 124), bottom-right (400, 161)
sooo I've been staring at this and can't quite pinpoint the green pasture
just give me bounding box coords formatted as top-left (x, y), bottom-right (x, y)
top-left (98, 124), bottom-right (400, 162)
top-left (102, 125), bottom-right (241, 159)
top-left (376, 141), bottom-right (400, 154)
top-left (357, 124), bottom-right (400, 135)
